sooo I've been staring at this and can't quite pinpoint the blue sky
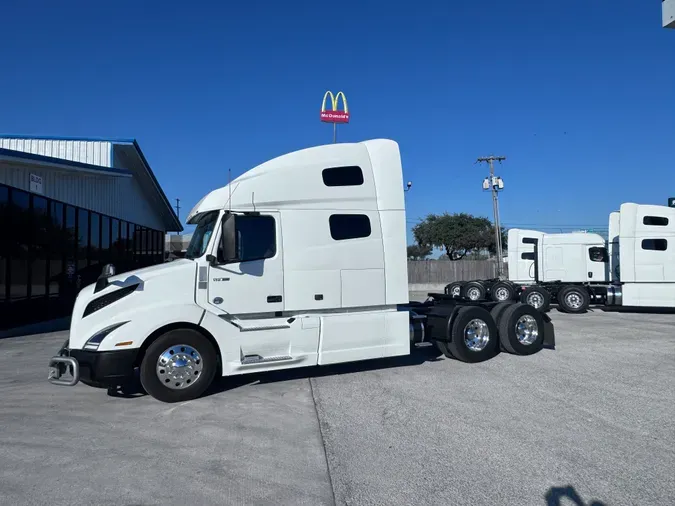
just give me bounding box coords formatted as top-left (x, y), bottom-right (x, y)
top-left (0, 0), bottom-right (673, 244)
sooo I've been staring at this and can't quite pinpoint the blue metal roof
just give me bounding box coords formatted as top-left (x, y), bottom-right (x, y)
top-left (0, 135), bottom-right (183, 232)
top-left (0, 147), bottom-right (132, 176)
top-left (0, 134), bottom-right (136, 144)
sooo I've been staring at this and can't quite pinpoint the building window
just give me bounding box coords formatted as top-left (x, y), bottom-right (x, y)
top-left (90, 212), bottom-right (101, 268)
top-left (521, 252), bottom-right (535, 260)
top-left (111, 219), bottom-right (120, 264)
top-left (643, 216), bottom-right (669, 226)
top-left (76, 209), bottom-right (89, 275)
top-left (101, 216), bottom-right (111, 266)
top-left (329, 214), bottom-right (371, 240)
top-left (31, 195), bottom-right (49, 297)
top-left (9, 188), bottom-right (30, 300)
top-left (642, 239), bottom-right (667, 251)
top-left (233, 215), bottom-right (276, 262)
top-left (322, 166), bottom-right (364, 187)
top-left (0, 185), bottom-right (8, 301)
top-left (588, 247), bottom-right (608, 262)
top-left (48, 201), bottom-right (64, 297)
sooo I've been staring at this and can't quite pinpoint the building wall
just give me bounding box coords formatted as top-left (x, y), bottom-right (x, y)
top-left (0, 138), bottom-right (112, 167)
top-left (0, 160), bottom-right (165, 231)
top-left (665, 0), bottom-right (675, 28)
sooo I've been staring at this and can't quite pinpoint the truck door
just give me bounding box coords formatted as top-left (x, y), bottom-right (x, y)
top-left (586, 245), bottom-right (608, 281)
top-left (206, 212), bottom-right (320, 366)
top-left (208, 212), bottom-right (283, 315)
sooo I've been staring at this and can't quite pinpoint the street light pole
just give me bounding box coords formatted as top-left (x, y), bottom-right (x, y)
top-left (477, 155), bottom-right (506, 278)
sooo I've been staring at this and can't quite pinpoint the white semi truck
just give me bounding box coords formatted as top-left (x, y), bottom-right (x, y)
top-left (446, 203), bottom-right (675, 313)
top-left (48, 139), bottom-right (554, 403)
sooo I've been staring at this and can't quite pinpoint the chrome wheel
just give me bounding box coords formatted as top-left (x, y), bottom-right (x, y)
top-left (495, 287), bottom-right (510, 301)
top-left (467, 287), bottom-right (481, 300)
top-left (565, 292), bottom-right (583, 309)
top-left (451, 286), bottom-right (461, 297)
top-left (464, 319), bottom-right (490, 351)
top-left (156, 345), bottom-right (203, 390)
top-left (515, 315), bottom-right (539, 345)
top-left (526, 292), bottom-right (544, 308)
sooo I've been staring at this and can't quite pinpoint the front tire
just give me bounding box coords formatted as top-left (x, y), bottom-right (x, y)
top-left (140, 329), bottom-right (218, 403)
top-left (557, 285), bottom-right (590, 314)
top-left (520, 285), bottom-right (551, 312)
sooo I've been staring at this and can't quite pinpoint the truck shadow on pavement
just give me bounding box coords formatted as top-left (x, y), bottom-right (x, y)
top-left (545, 485), bottom-right (606, 506)
top-left (108, 346), bottom-right (446, 399)
top-left (203, 345), bottom-right (446, 398)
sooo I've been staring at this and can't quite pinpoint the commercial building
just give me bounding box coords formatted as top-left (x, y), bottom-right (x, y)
top-left (0, 136), bottom-right (182, 330)
top-left (665, 0), bottom-right (675, 28)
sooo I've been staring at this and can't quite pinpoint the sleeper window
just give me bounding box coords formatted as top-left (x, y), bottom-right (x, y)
top-left (641, 239), bottom-right (667, 251)
top-left (643, 216), bottom-right (669, 226)
top-left (329, 214), bottom-right (371, 240)
top-left (521, 252), bottom-right (535, 260)
top-left (322, 166), bottom-right (364, 187)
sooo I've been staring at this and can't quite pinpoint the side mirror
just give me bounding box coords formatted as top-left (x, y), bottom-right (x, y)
top-left (220, 212), bottom-right (238, 263)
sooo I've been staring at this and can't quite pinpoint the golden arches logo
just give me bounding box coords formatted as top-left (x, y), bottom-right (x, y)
top-left (320, 90), bottom-right (350, 123)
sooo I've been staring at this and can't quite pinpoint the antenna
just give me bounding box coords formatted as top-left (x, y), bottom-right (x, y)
top-left (228, 168), bottom-right (232, 212)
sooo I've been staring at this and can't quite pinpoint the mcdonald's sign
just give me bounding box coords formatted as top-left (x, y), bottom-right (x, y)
top-left (320, 91), bottom-right (349, 123)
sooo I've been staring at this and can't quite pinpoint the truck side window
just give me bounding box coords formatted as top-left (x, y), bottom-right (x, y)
top-left (322, 166), bottom-right (364, 187)
top-left (641, 239), bottom-right (667, 251)
top-left (235, 215), bottom-right (276, 262)
top-left (521, 252), bottom-right (535, 260)
top-left (643, 216), bottom-right (669, 226)
top-left (588, 247), bottom-right (608, 262)
top-left (329, 214), bottom-right (371, 240)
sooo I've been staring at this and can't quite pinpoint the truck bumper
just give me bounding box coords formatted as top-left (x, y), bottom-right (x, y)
top-left (48, 340), bottom-right (139, 388)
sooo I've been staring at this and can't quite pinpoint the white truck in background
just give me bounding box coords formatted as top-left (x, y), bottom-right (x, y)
top-left (446, 203), bottom-right (675, 313)
top-left (47, 139), bottom-right (554, 403)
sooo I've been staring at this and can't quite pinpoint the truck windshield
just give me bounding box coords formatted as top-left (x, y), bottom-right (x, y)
top-left (185, 211), bottom-right (219, 259)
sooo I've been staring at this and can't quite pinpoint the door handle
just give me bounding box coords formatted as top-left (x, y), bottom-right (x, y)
top-left (267, 295), bottom-right (282, 303)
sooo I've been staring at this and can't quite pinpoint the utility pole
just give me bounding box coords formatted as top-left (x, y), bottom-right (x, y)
top-left (174, 198), bottom-right (181, 236)
top-left (477, 156), bottom-right (506, 278)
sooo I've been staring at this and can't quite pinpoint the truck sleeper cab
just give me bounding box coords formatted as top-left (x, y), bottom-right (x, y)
top-left (48, 139), bottom-right (553, 402)
top-left (450, 203), bottom-right (675, 314)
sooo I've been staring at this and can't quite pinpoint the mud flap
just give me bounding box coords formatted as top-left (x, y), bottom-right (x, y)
top-left (541, 313), bottom-right (556, 350)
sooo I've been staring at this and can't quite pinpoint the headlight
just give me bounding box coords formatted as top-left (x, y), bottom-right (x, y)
top-left (84, 322), bottom-right (129, 351)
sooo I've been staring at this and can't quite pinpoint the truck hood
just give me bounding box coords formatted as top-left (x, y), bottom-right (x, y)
top-left (68, 259), bottom-right (198, 350)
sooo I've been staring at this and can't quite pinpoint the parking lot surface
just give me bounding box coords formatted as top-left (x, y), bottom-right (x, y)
top-left (1, 302), bottom-right (674, 506)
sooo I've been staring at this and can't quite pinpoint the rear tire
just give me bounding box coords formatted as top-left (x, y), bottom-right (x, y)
top-left (490, 281), bottom-right (515, 302)
top-left (462, 281), bottom-right (487, 301)
top-left (490, 302), bottom-right (513, 329)
top-left (445, 281), bottom-right (464, 298)
top-left (140, 329), bottom-right (218, 403)
top-left (557, 285), bottom-right (590, 314)
top-left (520, 285), bottom-right (551, 312)
top-left (442, 306), bottom-right (499, 363)
top-left (498, 303), bottom-right (545, 355)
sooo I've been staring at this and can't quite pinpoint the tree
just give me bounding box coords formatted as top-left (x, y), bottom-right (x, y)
top-left (407, 243), bottom-right (432, 260)
top-left (412, 212), bottom-right (504, 260)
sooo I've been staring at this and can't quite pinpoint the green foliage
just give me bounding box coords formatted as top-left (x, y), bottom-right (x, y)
top-left (407, 243), bottom-right (432, 260)
top-left (412, 212), bottom-right (506, 260)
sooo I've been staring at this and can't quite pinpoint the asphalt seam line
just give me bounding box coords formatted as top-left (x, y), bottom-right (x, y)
top-left (309, 376), bottom-right (338, 506)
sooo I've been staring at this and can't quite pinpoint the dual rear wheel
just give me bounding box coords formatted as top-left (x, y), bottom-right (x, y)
top-left (436, 303), bottom-right (545, 363)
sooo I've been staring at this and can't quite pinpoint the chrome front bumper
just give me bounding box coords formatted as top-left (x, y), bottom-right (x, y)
top-left (48, 341), bottom-right (80, 386)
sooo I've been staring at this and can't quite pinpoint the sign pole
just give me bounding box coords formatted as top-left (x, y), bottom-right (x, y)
top-left (333, 123), bottom-right (337, 144)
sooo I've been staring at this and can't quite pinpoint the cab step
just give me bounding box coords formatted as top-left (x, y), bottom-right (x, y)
top-left (241, 354), bottom-right (293, 365)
